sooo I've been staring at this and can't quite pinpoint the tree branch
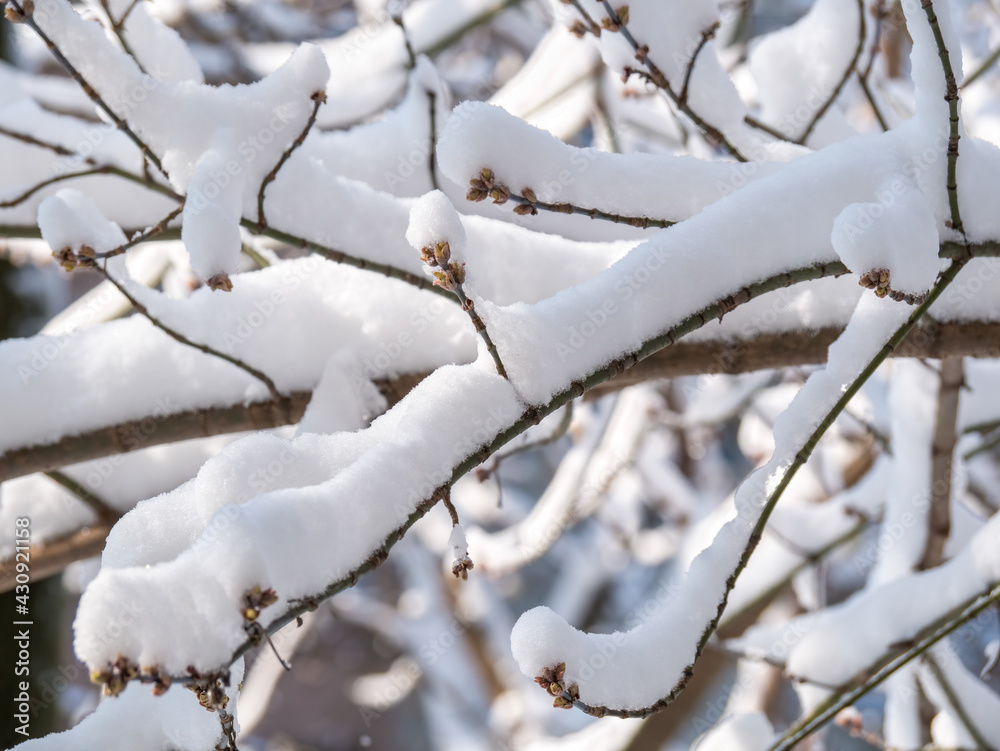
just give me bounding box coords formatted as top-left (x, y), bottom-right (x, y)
top-left (4, 318), bottom-right (1000, 483)
top-left (919, 356), bottom-right (963, 570)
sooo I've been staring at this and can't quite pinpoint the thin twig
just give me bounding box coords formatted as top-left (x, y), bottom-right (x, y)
top-left (93, 203), bottom-right (185, 260)
top-left (428, 91), bottom-right (440, 191)
top-left (477, 401), bottom-right (574, 481)
top-left (392, 11), bottom-right (417, 69)
top-left (257, 91), bottom-right (325, 231)
top-left (43, 469), bottom-right (121, 524)
top-left (563, 0), bottom-right (602, 37)
top-left (0, 167), bottom-right (132, 209)
top-left (678, 23), bottom-right (719, 107)
top-left (467, 170), bottom-right (676, 229)
top-left (98, 0), bottom-right (147, 74)
top-left (796, 0), bottom-right (866, 145)
top-left (767, 582), bottom-right (1000, 751)
top-left (857, 72), bottom-right (890, 132)
top-left (9, 0), bottom-right (167, 178)
top-left (97, 265), bottom-right (288, 407)
top-left (963, 44), bottom-right (1000, 89)
top-left (0, 126), bottom-right (96, 162)
top-left (597, 1), bottom-right (748, 161)
top-left (921, 0), bottom-right (966, 235)
top-left (453, 285), bottom-right (507, 378)
top-left (250, 221), bottom-right (453, 299)
top-left (923, 651), bottom-right (994, 750)
top-left (919, 356), bottom-right (963, 570)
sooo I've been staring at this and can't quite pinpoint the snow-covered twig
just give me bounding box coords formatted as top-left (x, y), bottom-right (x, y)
top-left (552, 257), bottom-right (971, 719)
top-left (8, 0), bottom-right (167, 177)
top-left (767, 581), bottom-right (1000, 751)
top-left (91, 203), bottom-right (185, 261)
top-left (466, 169), bottom-right (676, 229)
top-left (795, 0), bottom-right (865, 145)
top-left (923, 651), bottom-right (994, 750)
top-left (596, 0), bottom-right (747, 161)
top-left (256, 90), bottom-right (326, 231)
top-left (98, 265), bottom-right (289, 407)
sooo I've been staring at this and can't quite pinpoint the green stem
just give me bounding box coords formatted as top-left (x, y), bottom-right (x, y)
top-left (768, 581), bottom-right (1000, 751)
top-left (920, 0), bottom-right (965, 234)
top-left (924, 652), bottom-right (994, 751)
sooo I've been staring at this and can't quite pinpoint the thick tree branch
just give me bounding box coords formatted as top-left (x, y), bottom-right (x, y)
top-left (3, 319), bottom-right (1000, 483)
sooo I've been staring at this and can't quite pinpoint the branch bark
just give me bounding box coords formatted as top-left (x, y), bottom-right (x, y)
top-left (2, 321), bottom-right (999, 483)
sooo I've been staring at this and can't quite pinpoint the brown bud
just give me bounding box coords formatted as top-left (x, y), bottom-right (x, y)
top-left (53, 247), bottom-right (77, 272)
top-left (616, 5), bottom-right (629, 24)
top-left (513, 203), bottom-right (537, 216)
top-left (206, 273), bottom-right (233, 292)
top-left (521, 187), bottom-right (537, 203)
top-left (489, 185), bottom-right (510, 205)
top-left (552, 695), bottom-right (573, 709)
top-left (420, 246), bottom-right (438, 266)
top-left (434, 241), bottom-right (451, 265)
top-left (450, 262), bottom-right (466, 285)
top-left (466, 187), bottom-right (488, 202)
top-left (311, 90), bottom-right (328, 104)
top-left (480, 168), bottom-right (494, 186)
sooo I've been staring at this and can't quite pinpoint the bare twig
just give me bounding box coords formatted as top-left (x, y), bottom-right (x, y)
top-left (467, 169), bottom-right (676, 229)
top-left (920, 0), bottom-right (966, 235)
top-left (596, 1), bottom-right (748, 161)
top-left (767, 582), bottom-right (1000, 751)
top-left (428, 91), bottom-right (440, 191)
top-left (8, 0), bottom-right (167, 177)
top-left (678, 22), bottom-right (719, 107)
top-left (0, 125), bottom-right (96, 162)
top-left (476, 401), bottom-right (573, 481)
top-left (43, 469), bottom-right (121, 524)
top-left (796, 0), bottom-right (866, 145)
top-left (963, 44), bottom-right (1000, 89)
top-left (0, 166), bottom-right (142, 209)
top-left (92, 203), bottom-right (185, 260)
top-left (923, 651), bottom-right (995, 750)
top-left (257, 91), bottom-right (325, 231)
top-left (97, 265), bottom-right (288, 407)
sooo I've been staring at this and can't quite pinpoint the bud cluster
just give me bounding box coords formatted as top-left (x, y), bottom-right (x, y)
top-left (419, 239), bottom-right (466, 291)
top-left (533, 662), bottom-right (580, 709)
top-left (52, 245), bottom-right (97, 272)
top-left (858, 268), bottom-right (925, 304)
top-left (600, 4), bottom-right (629, 31)
top-left (186, 666), bottom-right (231, 713)
top-left (466, 167), bottom-right (511, 205)
top-left (241, 585), bottom-right (279, 623)
top-left (90, 655), bottom-right (139, 697)
top-left (451, 552), bottom-right (474, 580)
